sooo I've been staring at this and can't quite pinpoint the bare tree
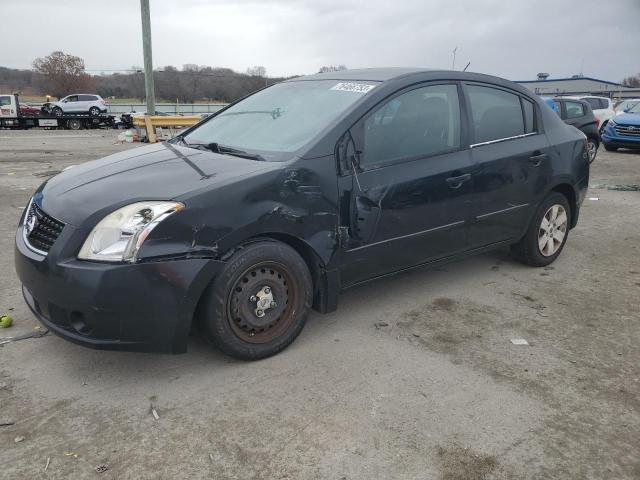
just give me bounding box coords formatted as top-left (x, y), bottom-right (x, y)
top-left (621, 73), bottom-right (640, 88)
top-left (318, 65), bottom-right (347, 73)
top-left (246, 66), bottom-right (267, 77)
top-left (32, 51), bottom-right (94, 98)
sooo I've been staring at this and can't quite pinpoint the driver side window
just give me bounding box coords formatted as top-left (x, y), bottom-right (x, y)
top-left (362, 84), bottom-right (461, 168)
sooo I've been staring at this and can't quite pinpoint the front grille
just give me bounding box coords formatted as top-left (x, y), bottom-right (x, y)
top-left (614, 124), bottom-right (640, 137)
top-left (23, 201), bottom-right (65, 254)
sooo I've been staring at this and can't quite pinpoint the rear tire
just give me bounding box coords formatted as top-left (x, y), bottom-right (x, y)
top-left (67, 119), bottom-right (82, 130)
top-left (511, 192), bottom-right (571, 267)
top-left (586, 137), bottom-right (598, 163)
top-left (604, 144), bottom-right (618, 152)
top-left (198, 241), bottom-right (313, 360)
top-left (89, 106), bottom-right (100, 116)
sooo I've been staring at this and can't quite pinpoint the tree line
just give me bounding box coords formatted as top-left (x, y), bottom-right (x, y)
top-left (0, 51), bottom-right (353, 104)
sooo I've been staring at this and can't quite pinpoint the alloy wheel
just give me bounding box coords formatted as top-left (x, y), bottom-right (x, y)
top-left (538, 204), bottom-right (568, 257)
top-left (586, 140), bottom-right (597, 163)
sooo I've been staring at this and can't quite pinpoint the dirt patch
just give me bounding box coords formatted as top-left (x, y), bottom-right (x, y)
top-left (436, 444), bottom-right (498, 480)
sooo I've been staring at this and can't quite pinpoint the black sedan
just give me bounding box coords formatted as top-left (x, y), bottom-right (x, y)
top-left (15, 68), bottom-right (590, 360)
top-left (545, 97), bottom-right (600, 163)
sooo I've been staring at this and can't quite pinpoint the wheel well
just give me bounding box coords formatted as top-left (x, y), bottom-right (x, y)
top-left (550, 183), bottom-right (577, 227)
top-left (239, 233), bottom-right (330, 313)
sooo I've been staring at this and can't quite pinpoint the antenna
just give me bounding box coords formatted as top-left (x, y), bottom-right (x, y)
top-left (463, 62), bottom-right (471, 72)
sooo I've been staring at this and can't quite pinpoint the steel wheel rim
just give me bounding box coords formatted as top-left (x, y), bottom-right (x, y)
top-left (227, 261), bottom-right (298, 344)
top-left (587, 140), bottom-right (597, 163)
top-left (538, 204), bottom-right (568, 257)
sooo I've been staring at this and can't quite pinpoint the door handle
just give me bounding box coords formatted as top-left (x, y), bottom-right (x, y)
top-left (445, 173), bottom-right (471, 189)
top-left (528, 153), bottom-right (547, 166)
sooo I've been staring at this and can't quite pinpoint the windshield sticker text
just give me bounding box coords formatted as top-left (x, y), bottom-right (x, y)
top-left (331, 82), bottom-right (376, 94)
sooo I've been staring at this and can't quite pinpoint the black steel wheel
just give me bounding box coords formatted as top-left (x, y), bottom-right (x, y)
top-left (198, 240), bottom-right (313, 360)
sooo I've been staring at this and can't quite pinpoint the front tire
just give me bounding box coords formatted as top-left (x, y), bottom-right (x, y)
top-left (199, 241), bottom-right (313, 360)
top-left (52, 107), bottom-right (63, 116)
top-left (89, 106), bottom-right (100, 116)
top-left (511, 192), bottom-right (571, 267)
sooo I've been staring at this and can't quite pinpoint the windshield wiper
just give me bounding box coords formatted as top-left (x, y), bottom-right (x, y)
top-left (176, 137), bottom-right (265, 161)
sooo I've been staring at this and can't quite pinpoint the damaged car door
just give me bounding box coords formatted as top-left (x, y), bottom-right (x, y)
top-left (338, 82), bottom-right (475, 286)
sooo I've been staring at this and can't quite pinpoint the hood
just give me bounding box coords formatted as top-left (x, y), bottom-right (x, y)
top-left (613, 113), bottom-right (640, 125)
top-left (38, 142), bottom-right (279, 226)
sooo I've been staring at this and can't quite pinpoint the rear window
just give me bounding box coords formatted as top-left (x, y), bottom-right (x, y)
top-left (584, 97), bottom-right (606, 110)
top-left (565, 101), bottom-right (585, 119)
top-left (467, 85), bottom-right (525, 143)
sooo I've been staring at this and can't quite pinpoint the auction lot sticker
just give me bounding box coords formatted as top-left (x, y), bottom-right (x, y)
top-left (331, 82), bottom-right (377, 93)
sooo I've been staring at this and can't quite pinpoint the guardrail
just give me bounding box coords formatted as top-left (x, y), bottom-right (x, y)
top-left (108, 103), bottom-right (227, 114)
top-left (131, 115), bottom-right (201, 143)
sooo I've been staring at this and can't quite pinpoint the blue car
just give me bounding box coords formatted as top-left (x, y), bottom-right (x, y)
top-left (602, 102), bottom-right (640, 151)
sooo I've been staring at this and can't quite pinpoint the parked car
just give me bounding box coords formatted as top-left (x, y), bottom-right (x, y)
top-left (601, 101), bottom-right (640, 151)
top-left (18, 103), bottom-right (41, 116)
top-left (564, 95), bottom-right (614, 132)
top-left (543, 97), bottom-right (599, 163)
top-left (614, 99), bottom-right (640, 115)
top-left (48, 94), bottom-right (107, 116)
top-left (15, 68), bottom-right (589, 360)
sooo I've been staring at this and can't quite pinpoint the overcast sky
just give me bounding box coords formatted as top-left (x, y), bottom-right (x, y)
top-left (3, 0), bottom-right (639, 81)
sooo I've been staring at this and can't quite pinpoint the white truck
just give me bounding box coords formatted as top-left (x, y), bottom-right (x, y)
top-left (0, 94), bottom-right (115, 130)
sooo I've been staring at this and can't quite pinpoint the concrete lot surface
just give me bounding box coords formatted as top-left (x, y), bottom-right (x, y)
top-left (0, 130), bottom-right (638, 479)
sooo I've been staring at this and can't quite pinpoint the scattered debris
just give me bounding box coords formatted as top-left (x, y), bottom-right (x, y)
top-left (0, 315), bottom-right (13, 328)
top-left (374, 322), bottom-right (389, 330)
top-left (0, 421), bottom-right (15, 427)
top-left (14, 436), bottom-right (24, 443)
top-left (591, 183), bottom-right (640, 192)
top-left (44, 457), bottom-right (50, 472)
top-left (0, 329), bottom-right (49, 345)
top-left (64, 452), bottom-right (78, 458)
top-left (588, 197), bottom-right (599, 201)
top-left (151, 407), bottom-right (160, 421)
top-left (96, 464), bottom-right (109, 474)
top-left (510, 338), bottom-right (529, 346)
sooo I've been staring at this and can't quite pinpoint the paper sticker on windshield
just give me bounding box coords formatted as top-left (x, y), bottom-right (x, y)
top-left (331, 82), bottom-right (376, 94)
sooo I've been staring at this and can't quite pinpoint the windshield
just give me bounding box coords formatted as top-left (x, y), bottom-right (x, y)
top-left (183, 80), bottom-right (378, 159)
top-left (628, 102), bottom-right (640, 114)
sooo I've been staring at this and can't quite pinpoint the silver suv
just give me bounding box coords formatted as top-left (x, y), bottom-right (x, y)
top-left (50, 94), bottom-right (107, 116)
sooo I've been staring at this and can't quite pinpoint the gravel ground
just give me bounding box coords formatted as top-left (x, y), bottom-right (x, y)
top-left (0, 130), bottom-right (638, 479)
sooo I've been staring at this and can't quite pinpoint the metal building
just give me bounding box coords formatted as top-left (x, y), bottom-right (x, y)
top-left (516, 75), bottom-right (639, 99)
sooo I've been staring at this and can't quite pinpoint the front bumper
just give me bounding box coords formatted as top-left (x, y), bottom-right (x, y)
top-left (15, 225), bottom-right (224, 354)
top-left (601, 129), bottom-right (640, 150)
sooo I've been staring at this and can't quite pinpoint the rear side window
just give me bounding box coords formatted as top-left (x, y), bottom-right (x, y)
top-left (362, 83), bottom-right (461, 167)
top-left (79, 95), bottom-right (96, 101)
top-left (522, 98), bottom-right (536, 133)
top-left (565, 101), bottom-right (585, 119)
top-left (467, 85), bottom-right (524, 143)
top-left (584, 98), bottom-right (602, 110)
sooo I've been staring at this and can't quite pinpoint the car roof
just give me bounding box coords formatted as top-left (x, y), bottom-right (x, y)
top-left (286, 68), bottom-right (527, 88)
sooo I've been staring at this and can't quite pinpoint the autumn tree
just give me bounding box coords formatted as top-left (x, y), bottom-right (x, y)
top-left (32, 51), bottom-right (95, 98)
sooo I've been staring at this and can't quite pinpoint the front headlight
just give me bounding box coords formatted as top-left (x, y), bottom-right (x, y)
top-left (78, 201), bottom-right (184, 262)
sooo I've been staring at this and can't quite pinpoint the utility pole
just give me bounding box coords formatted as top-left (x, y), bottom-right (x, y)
top-left (140, 0), bottom-right (155, 115)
